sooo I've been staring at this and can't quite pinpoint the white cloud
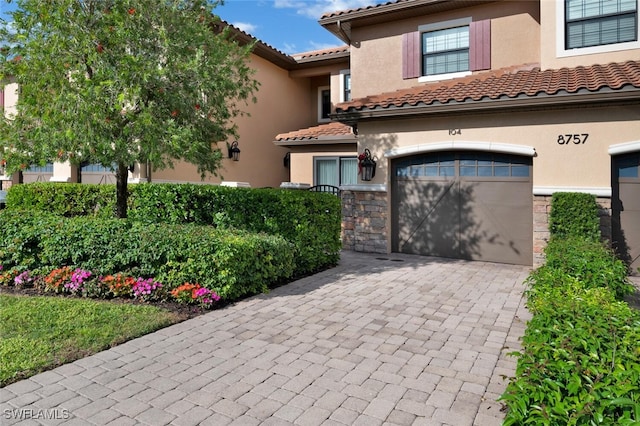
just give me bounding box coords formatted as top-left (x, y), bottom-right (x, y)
top-left (231, 21), bottom-right (258, 35)
top-left (308, 40), bottom-right (343, 50)
top-left (274, 0), bottom-right (380, 20)
top-left (281, 42), bottom-right (298, 54)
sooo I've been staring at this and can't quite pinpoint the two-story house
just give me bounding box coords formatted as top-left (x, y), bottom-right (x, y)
top-left (303, 0), bottom-right (639, 270)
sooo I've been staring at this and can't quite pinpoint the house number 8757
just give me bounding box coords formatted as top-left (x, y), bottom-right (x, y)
top-left (557, 134), bottom-right (589, 145)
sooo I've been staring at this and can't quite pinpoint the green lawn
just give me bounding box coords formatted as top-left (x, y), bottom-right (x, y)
top-left (0, 294), bottom-right (182, 386)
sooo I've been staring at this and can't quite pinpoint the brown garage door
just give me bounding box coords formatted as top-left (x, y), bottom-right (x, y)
top-left (392, 151), bottom-right (533, 266)
top-left (612, 152), bottom-right (640, 274)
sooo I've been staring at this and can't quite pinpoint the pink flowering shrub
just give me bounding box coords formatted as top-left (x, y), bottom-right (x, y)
top-left (132, 278), bottom-right (163, 301)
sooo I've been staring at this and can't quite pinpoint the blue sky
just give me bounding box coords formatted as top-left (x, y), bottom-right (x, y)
top-left (0, 0), bottom-right (385, 55)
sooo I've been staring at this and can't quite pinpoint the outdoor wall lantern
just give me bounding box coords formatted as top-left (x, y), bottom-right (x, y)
top-left (227, 140), bottom-right (240, 161)
top-left (358, 148), bottom-right (376, 182)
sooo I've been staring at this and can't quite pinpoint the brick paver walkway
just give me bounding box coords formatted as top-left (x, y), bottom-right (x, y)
top-left (1, 251), bottom-right (531, 425)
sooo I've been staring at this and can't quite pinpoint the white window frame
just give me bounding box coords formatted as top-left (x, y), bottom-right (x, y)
top-left (418, 17), bottom-right (472, 83)
top-left (317, 86), bottom-right (331, 123)
top-left (340, 69), bottom-right (351, 102)
top-left (556, 0), bottom-right (640, 57)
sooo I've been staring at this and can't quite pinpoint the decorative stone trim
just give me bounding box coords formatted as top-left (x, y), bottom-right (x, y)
top-left (341, 189), bottom-right (388, 254)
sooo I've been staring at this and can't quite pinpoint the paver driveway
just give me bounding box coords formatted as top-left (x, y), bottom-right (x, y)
top-left (1, 251), bottom-right (531, 426)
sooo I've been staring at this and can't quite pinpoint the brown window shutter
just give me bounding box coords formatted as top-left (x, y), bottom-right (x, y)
top-left (470, 20), bottom-right (491, 71)
top-left (402, 31), bottom-right (420, 79)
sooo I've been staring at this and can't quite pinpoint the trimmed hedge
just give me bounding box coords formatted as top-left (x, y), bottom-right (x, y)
top-left (500, 193), bottom-right (640, 425)
top-left (127, 183), bottom-right (341, 275)
top-left (5, 183), bottom-right (116, 218)
top-left (0, 210), bottom-right (295, 300)
top-left (4, 182), bottom-right (342, 275)
top-left (548, 192), bottom-right (600, 241)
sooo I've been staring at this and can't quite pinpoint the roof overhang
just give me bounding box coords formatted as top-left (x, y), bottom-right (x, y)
top-left (333, 87), bottom-right (640, 123)
top-left (319, 0), bottom-right (495, 44)
top-left (274, 135), bottom-right (357, 148)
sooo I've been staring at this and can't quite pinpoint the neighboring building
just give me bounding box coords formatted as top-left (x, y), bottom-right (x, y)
top-left (312, 0), bottom-right (640, 269)
top-left (0, 22), bottom-right (355, 190)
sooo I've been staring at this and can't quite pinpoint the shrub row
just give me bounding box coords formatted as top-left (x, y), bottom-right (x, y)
top-left (0, 210), bottom-right (295, 300)
top-left (5, 182), bottom-right (342, 275)
top-left (500, 193), bottom-right (639, 425)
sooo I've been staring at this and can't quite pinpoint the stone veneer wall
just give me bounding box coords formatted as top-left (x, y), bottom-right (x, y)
top-left (533, 195), bottom-right (612, 267)
top-left (341, 189), bottom-right (388, 254)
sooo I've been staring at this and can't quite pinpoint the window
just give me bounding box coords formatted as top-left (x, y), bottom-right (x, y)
top-left (566, 0), bottom-right (638, 49)
top-left (395, 153), bottom-right (530, 179)
top-left (423, 26), bottom-right (469, 76)
top-left (343, 73), bottom-right (351, 102)
top-left (25, 163), bottom-right (54, 173)
top-left (318, 86), bottom-right (331, 122)
top-left (81, 163), bottom-right (115, 173)
top-left (314, 157), bottom-right (357, 186)
top-left (403, 18), bottom-right (490, 81)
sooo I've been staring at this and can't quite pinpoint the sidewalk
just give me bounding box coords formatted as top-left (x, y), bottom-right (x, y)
top-left (1, 251), bottom-right (531, 425)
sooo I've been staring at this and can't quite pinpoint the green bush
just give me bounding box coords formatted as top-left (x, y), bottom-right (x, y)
top-left (0, 210), bottom-right (294, 300)
top-left (5, 183), bottom-right (342, 275)
top-left (501, 277), bottom-right (640, 425)
top-left (538, 236), bottom-right (634, 300)
top-left (501, 192), bottom-right (640, 425)
top-left (548, 192), bottom-right (600, 241)
top-left (128, 184), bottom-right (341, 275)
top-left (5, 183), bottom-right (116, 218)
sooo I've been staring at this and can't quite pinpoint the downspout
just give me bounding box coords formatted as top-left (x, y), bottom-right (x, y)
top-left (336, 20), bottom-right (351, 45)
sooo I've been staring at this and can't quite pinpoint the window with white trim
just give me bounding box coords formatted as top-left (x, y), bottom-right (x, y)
top-left (565, 0), bottom-right (638, 49)
top-left (314, 156), bottom-right (357, 186)
top-left (423, 25), bottom-right (470, 76)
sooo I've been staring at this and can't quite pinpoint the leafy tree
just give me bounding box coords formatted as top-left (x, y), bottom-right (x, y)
top-left (0, 0), bottom-right (258, 217)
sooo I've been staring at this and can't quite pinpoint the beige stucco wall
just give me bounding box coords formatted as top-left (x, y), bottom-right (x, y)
top-left (288, 144), bottom-right (357, 185)
top-left (349, 1), bottom-right (540, 98)
top-left (357, 104), bottom-right (640, 190)
top-left (152, 54), bottom-right (312, 187)
top-left (540, 0), bottom-right (640, 70)
top-left (2, 82), bottom-right (19, 117)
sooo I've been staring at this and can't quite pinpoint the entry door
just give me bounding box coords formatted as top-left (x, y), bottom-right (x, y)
top-left (392, 152), bottom-right (533, 265)
top-left (612, 152), bottom-right (640, 274)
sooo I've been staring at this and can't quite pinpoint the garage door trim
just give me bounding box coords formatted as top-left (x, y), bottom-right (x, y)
top-left (385, 141), bottom-right (536, 159)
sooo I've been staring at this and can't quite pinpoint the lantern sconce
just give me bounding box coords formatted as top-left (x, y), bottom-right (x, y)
top-left (283, 152), bottom-right (290, 168)
top-left (227, 140), bottom-right (240, 161)
top-left (358, 148), bottom-right (377, 182)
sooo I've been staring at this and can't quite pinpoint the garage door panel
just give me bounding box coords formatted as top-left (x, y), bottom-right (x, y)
top-left (461, 181), bottom-right (532, 265)
top-left (613, 152), bottom-right (640, 273)
top-left (395, 180), bottom-right (460, 257)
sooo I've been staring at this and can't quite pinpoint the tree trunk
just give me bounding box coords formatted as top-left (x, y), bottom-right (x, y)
top-left (116, 162), bottom-right (128, 219)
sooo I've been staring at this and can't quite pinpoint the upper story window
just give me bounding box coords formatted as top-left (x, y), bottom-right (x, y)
top-left (423, 25), bottom-right (470, 76)
top-left (566, 0), bottom-right (638, 49)
top-left (343, 73), bottom-right (351, 101)
top-left (318, 86), bottom-right (331, 122)
top-left (403, 18), bottom-right (490, 81)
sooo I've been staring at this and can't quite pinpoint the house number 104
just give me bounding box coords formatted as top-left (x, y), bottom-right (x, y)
top-left (557, 134), bottom-right (589, 145)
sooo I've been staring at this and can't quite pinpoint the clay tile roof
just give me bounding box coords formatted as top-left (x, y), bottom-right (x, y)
top-left (321, 0), bottom-right (405, 19)
top-left (293, 46), bottom-right (350, 61)
top-left (276, 122), bottom-right (355, 141)
top-left (335, 61), bottom-right (640, 113)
